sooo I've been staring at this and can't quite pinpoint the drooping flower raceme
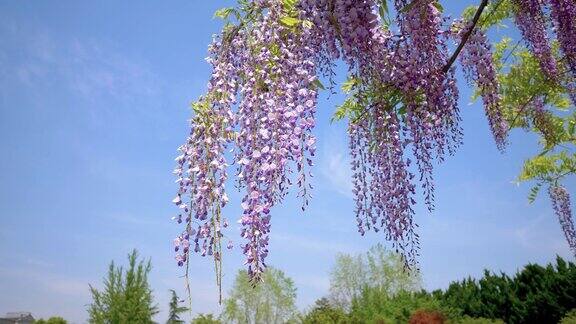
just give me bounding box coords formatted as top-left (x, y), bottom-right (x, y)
top-left (547, 0), bottom-right (576, 75)
top-left (174, 1), bottom-right (319, 284)
top-left (338, 0), bottom-right (462, 265)
top-left (529, 96), bottom-right (558, 144)
top-left (234, 5), bottom-right (318, 281)
top-left (513, 0), bottom-right (558, 79)
top-left (395, 0), bottom-right (462, 211)
top-left (350, 109), bottom-right (419, 264)
top-left (548, 184), bottom-right (576, 256)
top-left (172, 31), bottom-right (241, 293)
top-left (455, 20), bottom-right (508, 150)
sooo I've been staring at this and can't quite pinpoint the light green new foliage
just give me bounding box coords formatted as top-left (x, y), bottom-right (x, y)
top-left (88, 250), bottom-right (158, 324)
top-left (500, 44), bottom-right (575, 199)
top-left (462, 0), bottom-right (513, 30)
top-left (461, 2), bottom-right (576, 209)
top-left (221, 267), bottom-right (298, 324)
top-left (329, 244), bottom-right (422, 310)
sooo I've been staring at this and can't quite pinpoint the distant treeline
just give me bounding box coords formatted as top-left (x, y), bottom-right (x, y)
top-left (303, 256), bottom-right (576, 324)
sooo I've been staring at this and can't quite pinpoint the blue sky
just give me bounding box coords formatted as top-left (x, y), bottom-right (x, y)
top-left (0, 1), bottom-right (573, 323)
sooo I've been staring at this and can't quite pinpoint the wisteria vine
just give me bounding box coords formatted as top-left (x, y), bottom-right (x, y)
top-left (172, 0), bottom-right (576, 295)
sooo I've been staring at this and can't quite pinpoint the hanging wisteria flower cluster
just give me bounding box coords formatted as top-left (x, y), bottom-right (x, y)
top-left (173, 0), bottom-right (318, 287)
top-left (173, 0), bottom-right (576, 290)
top-left (549, 185), bottom-right (576, 255)
top-left (547, 0), bottom-right (576, 76)
top-left (453, 19), bottom-right (508, 150)
top-left (513, 0), bottom-right (558, 79)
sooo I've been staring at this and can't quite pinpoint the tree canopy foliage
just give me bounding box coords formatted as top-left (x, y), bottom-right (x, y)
top-left (221, 267), bottom-right (299, 324)
top-left (303, 255), bottom-right (576, 323)
top-left (88, 250), bottom-right (158, 324)
top-left (439, 256), bottom-right (576, 323)
top-left (328, 244), bottom-right (421, 309)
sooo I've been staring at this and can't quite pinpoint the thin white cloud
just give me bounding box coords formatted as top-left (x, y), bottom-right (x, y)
top-left (0, 20), bottom-right (160, 106)
top-left (512, 212), bottom-right (572, 254)
top-left (0, 266), bottom-right (91, 298)
top-left (319, 129), bottom-right (353, 197)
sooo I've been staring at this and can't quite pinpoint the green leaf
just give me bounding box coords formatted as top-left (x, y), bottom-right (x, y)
top-left (311, 79), bottom-right (325, 91)
top-left (378, 0), bottom-right (390, 26)
top-left (568, 120), bottom-right (575, 136)
top-left (302, 19), bottom-right (314, 30)
top-left (554, 97), bottom-right (571, 110)
top-left (214, 7), bottom-right (234, 20)
top-left (432, 1), bottom-right (443, 12)
top-left (341, 76), bottom-right (359, 94)
top-left (400, 0), bottom-right (418, 13)
top-left (269, 43), bottom-right (281, 58)
top-left (282, 0), bottom-right (298, 11)
top-left (528, 183), bottom-right (542, 203)
top-left (398, 105), bottom-right (407, 116)
top-left (279, 16), bottom-right (300, 27)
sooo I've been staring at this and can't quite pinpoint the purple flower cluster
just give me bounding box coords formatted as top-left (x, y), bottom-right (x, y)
top-left (350, 109), bottom-right (419, 264)
top-left (395, 0), bottom-right (462, 210)
top-left (172, 0), bottom-right (576, 284)
top-left (174, 2), bottom-right (318, 283)
top-left (338, 0), bottom-right (462, 264)
top-left (234, 7), bottom-right (318, 281)
top-left (300, 0), bottom-right (386, 82)
top-left (513, 0), bottom-right (558, 79)
top-left (332, 0), bottom-right (380, 68)
top-left (172, 33), bottom-right (241, 276)
top-left (455, 21), bottom-right (508, 150)
top-left (529, 96), bottom-right (557, 143)
top-left (548, 185), bottom-right (576, 256)
top-left (547, 0), bottom-right (576, 75)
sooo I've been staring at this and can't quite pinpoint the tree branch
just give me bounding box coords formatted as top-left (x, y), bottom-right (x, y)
top-left (442, 0), bottom-right (489, 73)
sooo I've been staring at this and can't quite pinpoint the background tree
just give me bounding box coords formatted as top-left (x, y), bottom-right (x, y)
top-left (167, 289), bottom-right (188, 324)
top-left (88, 249), bottom-right (158, 324)
top-left (34, 317), bottom-right (67, 324)
top-left (348, 289), bottom-right (460, 323)
top-left (329, 244), bottom-right (421, 309)
top-left (220, 267), bottom-right (298, 324)
top-left (440, 256), bottom-right (576, 323)
top-left (301, 298), bottom-right (347, 324)
top-left (191, 313), bottom-right (221, 324)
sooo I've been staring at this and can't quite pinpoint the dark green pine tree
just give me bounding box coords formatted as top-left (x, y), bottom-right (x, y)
top-left (440, 255), bottom-right (576, 323)
top-left (88, 249), bottom-right (159, 324)
top-left (166, 289), bottom-right (188, 324)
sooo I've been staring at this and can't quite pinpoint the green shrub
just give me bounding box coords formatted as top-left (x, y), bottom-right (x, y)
top-left (560, 309), bottom-right (576, 324)
top-left (456, 316), bottom-right (505, 324)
